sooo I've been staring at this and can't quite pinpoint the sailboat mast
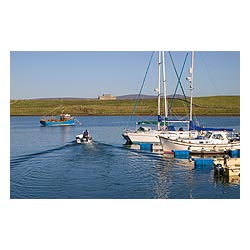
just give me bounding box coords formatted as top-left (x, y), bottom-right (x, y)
top-left (157, 51), bottom-right (161, 130)
top-left (189, 51), bottom-right (194, 128)
top-left (162, 51), bottom-right (168, 128)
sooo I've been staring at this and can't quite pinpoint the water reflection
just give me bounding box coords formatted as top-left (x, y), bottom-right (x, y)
top-left (153, 162), bottom-right (172, 198)
top-left (152, 157), bottom-right (195, 198)
top-left (214, 174), bottom-right (240, 185)
top-left (39, 125), bottom-right (75, 144)
top-left (153, 154), bottom-right (240, 198)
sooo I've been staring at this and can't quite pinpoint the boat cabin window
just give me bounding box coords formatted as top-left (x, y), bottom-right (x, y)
top-left (205, 132), bottom-right (212, 138)
top-left (137, 127), bottom-right (151, 132)
top-left (212, 134), bottom-right (224, 140)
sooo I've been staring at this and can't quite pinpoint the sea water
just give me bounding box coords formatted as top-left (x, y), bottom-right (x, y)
top-left (10, 116), bottom-right (240, 198)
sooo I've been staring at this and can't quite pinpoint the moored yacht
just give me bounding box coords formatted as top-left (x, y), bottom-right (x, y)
top-left (122, 51), bottom-right (199, 145)
top-left (159, 130), bottom-right (240, 154)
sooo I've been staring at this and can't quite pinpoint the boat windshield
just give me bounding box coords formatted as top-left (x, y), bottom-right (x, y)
top-left (204, 131), bottom-right (227, 140)
top-left (205, 132), bottom-right (212, 138)
top-left (137, 127), bottom-right (151, 132)
top-left (212, 133), bottom-right (224, 140)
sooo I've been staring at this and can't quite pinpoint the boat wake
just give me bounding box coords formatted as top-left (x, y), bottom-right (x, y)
top-left (10, 140), bottom-right (119, 166)
top-left (10, 143), bottom-right (77, 166)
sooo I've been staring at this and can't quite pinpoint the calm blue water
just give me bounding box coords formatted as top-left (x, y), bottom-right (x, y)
top-left (10, 116), bottom-right (240, 199)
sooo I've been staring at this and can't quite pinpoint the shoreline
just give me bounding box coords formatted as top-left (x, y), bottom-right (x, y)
top-left (10, 96), bottom-right (240, 117)
top-left (10, 114), bottom-right (240, 117)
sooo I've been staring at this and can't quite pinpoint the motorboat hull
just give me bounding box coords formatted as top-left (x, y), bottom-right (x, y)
top-left (76, 134), bottom-right (92, 144)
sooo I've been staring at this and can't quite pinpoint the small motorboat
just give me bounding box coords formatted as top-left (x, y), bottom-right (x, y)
top-left (76, 130), bottom-right (92, 144)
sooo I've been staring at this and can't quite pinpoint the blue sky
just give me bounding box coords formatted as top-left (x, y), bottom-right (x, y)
top-left (10, 51), bottom-right (240, 99)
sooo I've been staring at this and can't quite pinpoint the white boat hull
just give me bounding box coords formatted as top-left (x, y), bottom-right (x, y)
top-left (122, 129), bottom-right (199, 144)
top-left (122, 130), bottom-right (160, 144)
top-left (159, 136), bottom-right (240, 153)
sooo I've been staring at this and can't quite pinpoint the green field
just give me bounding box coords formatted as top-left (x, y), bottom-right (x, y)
top-left (10, 96), bottom-right (240, 116)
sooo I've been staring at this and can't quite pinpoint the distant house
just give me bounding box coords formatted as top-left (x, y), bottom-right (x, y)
top-left (98, 94), bottom-right (117, 100)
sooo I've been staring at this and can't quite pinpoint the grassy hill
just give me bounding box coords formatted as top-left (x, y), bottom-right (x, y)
top-left (10, 96), bottom-right (240, 116)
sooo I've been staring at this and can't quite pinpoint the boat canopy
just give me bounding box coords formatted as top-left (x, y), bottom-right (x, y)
top-left (136, 120), bottom-right (166, 125)
top-left (136, 115), bottom-right (168, 125)
top-left (189, 121), bottom-right (234, 132)
top-left (136, 121), bottom-right (176, 131)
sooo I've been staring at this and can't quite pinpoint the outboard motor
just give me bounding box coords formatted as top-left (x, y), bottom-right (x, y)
top-left (224, 154), bottom-right (230, 165)
top-left (214, 164), bottom-right (224, 176)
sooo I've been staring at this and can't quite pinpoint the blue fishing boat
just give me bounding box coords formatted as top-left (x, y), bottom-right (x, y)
top-left (40, 113), bottom-right (75, 126)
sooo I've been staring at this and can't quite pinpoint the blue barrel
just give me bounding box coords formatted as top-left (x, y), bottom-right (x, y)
top-left (229, 149), bottom-right (240, 158)
top-left (173, 150), bottom-right (190, 159)
top-left (194, 158), bottom-right (214, 169)
top-left (139, 143), bottom-right (152, 151)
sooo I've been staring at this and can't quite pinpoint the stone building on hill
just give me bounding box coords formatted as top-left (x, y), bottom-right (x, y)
top-left (98, 94), bottom-right (117, 100)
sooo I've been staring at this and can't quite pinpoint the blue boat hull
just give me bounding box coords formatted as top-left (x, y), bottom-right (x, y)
top-left (40, 119), bottom-right (75, 126)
